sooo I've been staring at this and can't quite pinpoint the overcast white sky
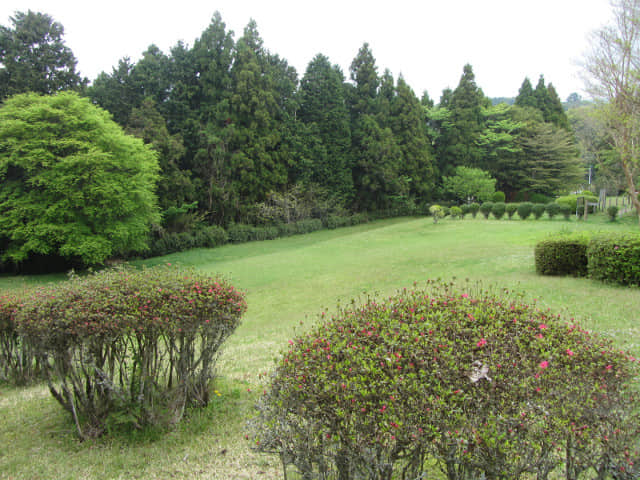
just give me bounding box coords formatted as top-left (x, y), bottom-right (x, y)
top-left (1, 0), bottom-right (613, 101)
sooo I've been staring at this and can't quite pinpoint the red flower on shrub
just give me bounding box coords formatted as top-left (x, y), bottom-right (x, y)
top-left (477, 338), bottom-right (487, 347)
top-left (539, 360), bottom-right (549, 369)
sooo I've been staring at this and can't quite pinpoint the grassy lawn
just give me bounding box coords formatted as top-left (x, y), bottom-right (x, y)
top-left (1, 213), bottom-right (640, 479)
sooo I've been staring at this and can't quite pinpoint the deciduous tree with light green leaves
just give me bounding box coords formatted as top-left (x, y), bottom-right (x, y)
top-left (443, 166), bottom-right (496, 203)
top-left (0, 92), bottom-right (160, 270)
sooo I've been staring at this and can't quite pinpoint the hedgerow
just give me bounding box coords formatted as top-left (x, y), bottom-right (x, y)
top-left (15, 265), bottom-right (246, 439)
top-left (587, 233), bottom-right (640, 286)
top-left (251, 281), bottom-right (640, 480)
top-left (535, 234), bottom-right (590, 276)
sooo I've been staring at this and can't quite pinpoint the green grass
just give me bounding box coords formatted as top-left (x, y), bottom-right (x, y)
top-left (2, 213), bottom-right (640, 479)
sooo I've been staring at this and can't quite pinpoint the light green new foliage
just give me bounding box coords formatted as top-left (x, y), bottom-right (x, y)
top-left (0, 92), bottom-right (160, 266)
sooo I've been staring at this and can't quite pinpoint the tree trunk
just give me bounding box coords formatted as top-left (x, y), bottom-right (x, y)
top-left (621, 157), bottom-right (640, 225)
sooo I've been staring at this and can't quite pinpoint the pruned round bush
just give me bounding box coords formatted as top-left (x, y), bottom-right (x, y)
top-left (0, 292), bottom-right (40, 385)
top-left (16, 265), bottom-right (246, 438)
top-left (532, 203), bottom-right (547, 219)
top-left (587, 233), bottom-right (640, 286)
top-left (506, 203), bottom-right (518, 219)
top-left (517, 201), bottom-right (534, 220)
top-left (468, 202), bottom-right (480, 218)
top-left (559, 203), bottom-right (572, 220)
top-left (545, 202), bottom-right (561, 219)
top-left (450, 206), bottom-right (463, 219)
top-left (251, 282), bottom-right (640, 479)
top-left (491, 191), bottom-right (506, 203)
top-left (491, 202), bottom-right (506, 220)
top-left (608, 205), bottom-right (619, 222)
top-left (479, 201), bottom-right (494, 219)
top-left (429, 205), bottom-right (445, 224)
top-left (535, 234), bottom-right (590, 276)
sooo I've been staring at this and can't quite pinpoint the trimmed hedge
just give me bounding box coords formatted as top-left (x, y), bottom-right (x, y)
top-left (16, 266), bottom-right (247, 438)
top-left (479, 201), bottom-right (494, 219)
top-left (587, 233), bottom-right (640, 286)
top-left (251, 282), bottom-right (640, 479)
top-left (532, 203), bottom-right (546, 219)
top-left (491, 202), bottom-right (506, 219)
top-left (0, 293), bottom-right (41, 385)
top-left (506, 203), bottom-right (518, 219)
top-left (535, 234), bottom-right (590, 276)
top-left (517, 202), bottom-right (534, 220)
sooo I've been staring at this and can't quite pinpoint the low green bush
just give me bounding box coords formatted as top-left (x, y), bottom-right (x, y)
top-left (251, 282), bottom-right (640, 479)
top-left (587, 233), bottom-right (640, 286)
top-left (491, 202), bottom-right (506, 220)
top-left (491, 191), bottom-right (506, 203)
top-left (479, 201), bottom-right (494, 219)
top-left (429, 205), bottom-right (446, 223)
top-left (535, 234), bottom-right (590, 276)
top-left (556, 193), bottom-right (598, 214)
top-left (468, 202), bottom-right (480, 218)
top-left (16, 266), bottom-right (247, 439)
top-left (193, 225), bottom-right (228, 248)
top-left (506, 203), bottom-right (518, 219)
top-left (517, 202), bottom-right (534, 220)
top-left (545, 202), bottom-right (561, 219)
top-left (607, 205), bottom-right (619, 221)
top-left (532, 203), bottom-right (546, 219)
top-left (325, 215), bottom-right (352, 229)
top-left (559, 203), bottom-right (572, 220)
top-left (450, 206), bottom-right (463, 219)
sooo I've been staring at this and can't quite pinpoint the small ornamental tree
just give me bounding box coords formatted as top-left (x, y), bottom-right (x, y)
top-left (468, 202), bottom-right (480, 218)
top-left (0, 92), bottom-right (160, 271)
top-left (429, 205), bottom-right (446, 224)
top-left (251, 281), bottom-right (640, 480)
top-left (491, 202), bottom-right (506, 220)
top-left (16, 265), bottom-right (246, 438)
top-left (532, 203), bottom-right (547, 219)
top-left (517, 202), bottom-right (534, 220)
top-left (506, 203), bottom-right (519, 219)
top-left (479, 201), bottom-right (494, 219)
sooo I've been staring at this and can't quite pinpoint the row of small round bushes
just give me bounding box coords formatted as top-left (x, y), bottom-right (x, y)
top-left (535, 232), bottom-right (640, 285)
top-left (147, 214), bottom-right (371, 257)
top-left (250, 281), bottom-right (640, 479)
top-left (0, 265), bottom-right (246, 439)
top-left (432, 202), bottom-right (573, 221)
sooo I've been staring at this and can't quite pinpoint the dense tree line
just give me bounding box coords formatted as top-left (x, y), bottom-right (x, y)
top-left (0, 9), bottom-right (593, 268)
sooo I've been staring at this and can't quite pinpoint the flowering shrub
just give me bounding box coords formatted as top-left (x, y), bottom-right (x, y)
top-left (0, 293), bottom-right (40, 384)
top-left (251, 281), bottom-right (640, 480)
top-left (16, 265), bottom-right (246, 438)
top-left (535, 234), bottom-right (590, 276)
top-left (587, 233), bottom-right (640, 286)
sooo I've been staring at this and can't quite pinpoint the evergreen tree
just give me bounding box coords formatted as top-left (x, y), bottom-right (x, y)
top-left (348, 43), bottom-right (379, 118)
top-left (0, 10), bottom-right (86, 100)
top-left (543, 83), bottom-right (570, 129)
top-left (390, 77), bottom-right (437, 201)
top-left (88, 58), bottom-right (139, 126)
top-left (515, 77), bottom-right (537, 109)
top-left (436, 64), bottom-right (486, 176)
top-left (421, 90), bottom-right (434, 109)
top-left (297, 54), bottom-right (353, 202)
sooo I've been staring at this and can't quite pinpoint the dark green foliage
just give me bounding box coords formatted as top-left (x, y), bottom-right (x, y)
top-left (0, 10), bottom-right (86, 100)
top-left (532, 203), bottom-right (547, 219)
top-left (16, 266), bottom-right (246, 438)
top-left (251, 281), bottom-right (640, 480)
top-left (0, 92), bottom-right (160, 269)
top-left (535, 235), bottom-right (590, 276)
top-left (559, 203), bottom-right (572, 220)
top-left (297, 54), bottom-right (353, 203)
top-left (517, 202), bottom-right (534, 220)
top-left (545, 202), bottom-right (561, 219)
top-left (607, 205), bottom-right (619, 221)
top-left (491, 191), bottom-right (506, 203)
top-left (506, 203), bottom-right (519, 219)
top-left (468, 202), bottom-right (480, 218)
top-left (587, 233), bottom-right (640, 286)
top-left (529, 193), bottom-right (553, 204)
top-left (479, 201), bottom-right (494, 219)
top-left (491, 202), bottom-right (506, 219)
